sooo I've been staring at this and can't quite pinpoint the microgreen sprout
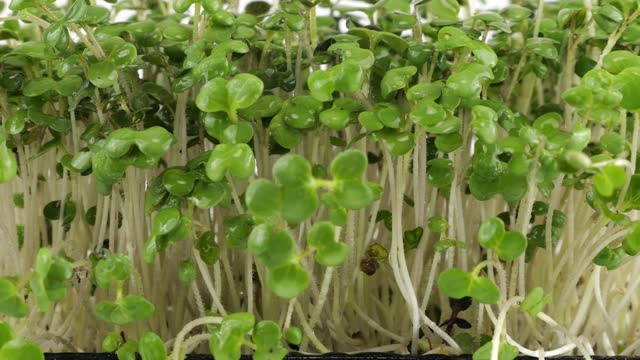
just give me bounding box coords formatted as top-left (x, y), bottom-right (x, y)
top-left (3, 0), bottom-right (640, 359)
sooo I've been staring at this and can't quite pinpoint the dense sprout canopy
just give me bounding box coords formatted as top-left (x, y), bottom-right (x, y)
top-left (3, 0), bottom-right (640, 359)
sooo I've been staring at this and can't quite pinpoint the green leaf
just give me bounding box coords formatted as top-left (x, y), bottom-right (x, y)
top-left (0, 140), bottom-right (18, 184)
top-left (162, 168), bottom-right (196, 197)
top-left (469, 277), bottom-right (500, 304)
top-left (520, 287), bottom-right (549, 317)
top-left (224, 215), bottom-right (253, 250)
top-left (594, 164), bottom-right (626, 197)
top-left (115, 341), bottom-right (138, 360)
top-left (55, 76), bottom-right (83, 96)
top-left (593, 246), bottom-right (626, 270)
top-left (189, 181), bottom-right (227, 209)
top-left (282, 96), bottom-right (322, 129)
top-left (477, 217), bottom-right (505, 249)
top-left (438, 268), bottom-right (471, 299)
top-left (196, 231), bottom-right (221, 264)
top-left (109, 43), bottom-right (138, 68)
top-left (0, 279), bottom-right (27, 318)
top-left (603, 51), bottom-right (640, 74)
top-left (81, 6), bottom-right (110, 24)
top-left (196, 78), bottom-right (229, 113)
top-left (64, 0), bottom-right (89, 21)
top-left (471, 105), bottom-right (498, 144)
top-left (436, 239), bottom-right (467, 252)
top-left (239, 95), bottom-right (283, 119)
top-left (206, 144), bottom-right (256, 182)
top-left (562, 86), bottom-right (592, 108)
top-left (139, 332), bottom-right (167, 360)
top-left (43, 23), bottom-right (70, 51)
top-left (495, 231), bottom-right (526, 261)
top-left (428, 216), bottom-right (449, 233)
top-left (428, 0), bottom-right (460, 20)
top-left (227, 73), bottom-right (264, 111)
top-left (211, 40), bottom-right (251, 58)
top-left (209, 313), bottom-right (255, 360)
top-left (469, 41), bottom-right (498, 68)
top-left (103, 128), bottom-right (135, 158)
top-left (94, 254), bottom-right (132, 288)
top-left (330, 150), bottom-right (367, 180)
top-left (437, 27), bottom-right (471, 50)
top-left (358, 111), bottom-right (384, 131)
top-left (623, 222), bottom-right (640, 256)
top-left (427, 158), bottom-right (453, 188)
top-left (376, 130), bottom-right (415, 156)
top-left (472, 341), bottom-right (519, 360)
top-left (267, 263), bottom-right (309, 298)
top-left (174, 0), bottom-right (193, 13)
top-left (178, 260), bottom-right (196, 285)
top-left (152, 207), bottom-right (181, 235)
top-left (403, 227), bottom-right (424, 250)
top-left (333, 180), bottom-right (378, 209)
top-left (0, 321), bottom-right (13, 350)
top-left (246, 179), bottom-right (282, 218)
top-left (101, 332), bottom-right (123, 352)
top-left (307, 221), bottom-right (350, 266)
top-left (10, 43), bottom-right (56, 59)
top-left (446, 63), bottom-right (493, 99)
top-left (614, 67), bottom-right (640, 110)
top-left (380, 66), bottom-right (417, 99)
top-left (316, 242), bottom-right (350, 267)
top-left (0, 339), bottom-right (44, 360)
top-left (526, 38), bottom-right (558, 60)
top-left (6, 111), bottom-right (26, 135)
top-left (307, 69), bottom-right (335, 102)
top-left (331, 62), bottom-right (364, 94)
top-left (23, 78), bottom-right (56, 97)
top-left (600, 133), bottom-right (626, 155)
top-left (248, 225), bottom-right (295, 268)
top-left (623, 174), bottom-right (640, 210)
top-left (406, 82), bottom-right (443, 102)
top-left (410, 99), bottom-right (447, 128)
top-left (95, 295), bottom-right (155, 325)
top-left (42, 200), bottom-right (76, 225)
top-left (374, 103), bottom-right (405, 128)
top-left (327, 43), bottom-right (375, 69)
top-left (88, 61), bottom-right (117, 88)
top-left (272, 154), bottom-right (312, 186)
top-left (436, 133), bottom-right (463, 153)
top-left (254, 321), bottom-right (287, 360)
top-left (319, 108), bottom-right (351, 130)
top-left (194, 56), bottom-right (231, 81)
top-left (284, 327), bottom-right (302, 345)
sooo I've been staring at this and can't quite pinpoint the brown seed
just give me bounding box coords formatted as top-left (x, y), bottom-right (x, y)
top-left (360, 257), bottom-right (379, 276)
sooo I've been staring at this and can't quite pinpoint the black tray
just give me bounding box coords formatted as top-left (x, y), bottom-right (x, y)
top-left (42, 354), bottom-right (630, 360)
